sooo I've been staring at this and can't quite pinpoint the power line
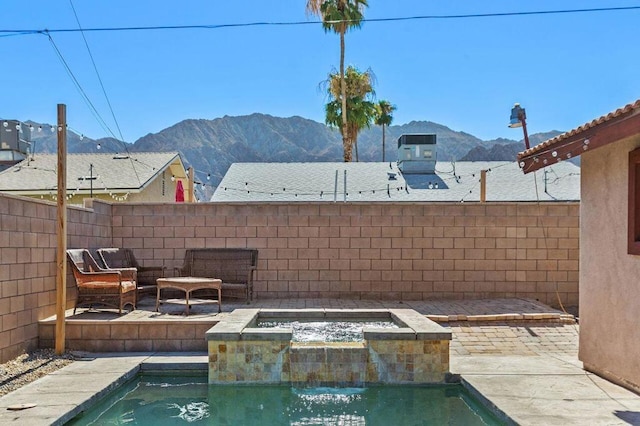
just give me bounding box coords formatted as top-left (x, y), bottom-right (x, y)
top-left (47, 31), bottom-right (144, 185)
top-left (68, 0), bottom-right (140, 185)
top-left (0, 31), bottom-right (35, 38)
top-left (46, 33), bottom-right (117, 139)
top-left (68, 0), bottom-right (124, 143)
top-left (1, 6), bottom-right (639, 35)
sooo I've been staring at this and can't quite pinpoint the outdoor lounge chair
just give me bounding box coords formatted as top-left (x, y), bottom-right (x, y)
top-left (66, 249), bottom-right (137, 314)
top-left (175, 248), bottom-right (258, 303)
top-left (98, 248), bottom-right (165, 296)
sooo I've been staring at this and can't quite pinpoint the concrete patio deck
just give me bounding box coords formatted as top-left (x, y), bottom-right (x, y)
top-left (6, 298), bottom-right (640, 425)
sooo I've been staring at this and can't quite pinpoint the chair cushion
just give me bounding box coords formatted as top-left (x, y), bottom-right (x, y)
top-left (120, 280), bottom-right (136, 293)
top-left (78, 280), bottom-right (136, 293)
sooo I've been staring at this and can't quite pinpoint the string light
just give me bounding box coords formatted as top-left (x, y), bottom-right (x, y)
top-left (3, 121), bottom-right (216, 198)
top-left (11, 120), bottom-right (541, 203)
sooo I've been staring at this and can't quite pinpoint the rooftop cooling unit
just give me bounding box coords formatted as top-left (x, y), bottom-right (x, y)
top-left (0, 120), bottom-right (31, 165)
top-left (397, 134), bottom-right (437, 174)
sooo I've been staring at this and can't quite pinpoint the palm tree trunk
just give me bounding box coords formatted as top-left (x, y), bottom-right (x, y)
top-left (340, 29), bottom-right (350, 162)
top-left (382, 123), bottom-right (386, 162)
top-left (355, 139), bottom-right (359, 162)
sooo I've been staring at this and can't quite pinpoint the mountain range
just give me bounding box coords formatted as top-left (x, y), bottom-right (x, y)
top-left (25, 114), bottom-right (564, 198)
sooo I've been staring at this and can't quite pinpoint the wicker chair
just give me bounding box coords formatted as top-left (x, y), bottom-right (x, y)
top-left (66, 249), bottom-right (137, 314)
top-left (97, 248), bottom-right (165, 296)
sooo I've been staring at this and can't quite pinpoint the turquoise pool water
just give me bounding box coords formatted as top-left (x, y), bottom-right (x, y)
top-left (68, 374), bottom-right (504, 425)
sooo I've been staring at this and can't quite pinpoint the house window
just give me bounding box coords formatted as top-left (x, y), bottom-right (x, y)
top-left (629, 147), bottom-right (640, 255)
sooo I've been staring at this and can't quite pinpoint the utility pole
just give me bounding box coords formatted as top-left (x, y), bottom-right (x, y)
top-left (55, 104), bottom-right (67, 355)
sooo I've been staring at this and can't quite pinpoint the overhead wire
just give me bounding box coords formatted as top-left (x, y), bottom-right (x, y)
top-left (68, 0), bottom-right (125, 144)
top-left (45, 32), bottom-right (117, 139)
top-left (68, 0), bottom-right (141, 186)
top-left (1, 6), bottom-right (640, 36)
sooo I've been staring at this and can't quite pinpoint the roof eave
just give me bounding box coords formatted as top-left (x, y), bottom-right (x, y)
top-left (137, 153), bottom-right (184, 192)
top-left (517, 102), bottom-right (640, 174)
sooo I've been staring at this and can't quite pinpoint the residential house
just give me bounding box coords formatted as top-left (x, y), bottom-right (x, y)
top-left (517, 99), bottom-right (640, 393)
top-left (0, 151), bottom-right (191, 204)
top-left (212, 161), bottom-right (580, 203)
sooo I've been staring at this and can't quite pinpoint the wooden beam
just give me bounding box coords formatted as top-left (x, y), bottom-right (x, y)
top-left (188, 166), bottom-right (194, 202)
top-left (480, 169), bottom-right (487, 202)
top-left (55, 104), bottom-right (67, 355)
top-left (518, 111), bottom-right (640, 174)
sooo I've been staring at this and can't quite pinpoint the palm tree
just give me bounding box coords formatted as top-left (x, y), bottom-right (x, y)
top-left (374, 100), bottom-right (396, 162)
top-left (307, 0), bottom-right (368, 161)
top-left (325, 66), bottom-right (376, 161)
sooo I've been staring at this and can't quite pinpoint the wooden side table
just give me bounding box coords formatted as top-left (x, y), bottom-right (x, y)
top-left (156, 277), bottom-right (222, 315)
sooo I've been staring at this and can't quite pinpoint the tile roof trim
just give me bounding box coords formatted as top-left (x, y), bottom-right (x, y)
top-left (519, 99), bottom-right (640, 157)
top-left (517, 99), bottom-right (640, 174)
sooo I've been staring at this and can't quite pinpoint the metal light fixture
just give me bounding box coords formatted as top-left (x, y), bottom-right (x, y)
top-left (508, 103), bottom-right (531, 150)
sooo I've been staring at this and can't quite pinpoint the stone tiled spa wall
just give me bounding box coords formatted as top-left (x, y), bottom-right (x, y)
top-left (367, 340), bottom-right (449, 383)
top-left (209, 340), bottom-right (289, 383)
top-left (0, 194), bottom-right (112, 362)
top-left (208, 340), bottom-right (450, 385)
top-left (110, 201), bottom-right (579, 307)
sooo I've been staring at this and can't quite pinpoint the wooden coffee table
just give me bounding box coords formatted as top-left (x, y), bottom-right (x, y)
top-left (156, 277), bottom-right (222, 315)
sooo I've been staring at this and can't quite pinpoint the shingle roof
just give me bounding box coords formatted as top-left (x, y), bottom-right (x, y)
top-left (0, 152), bottom-right (181, 194)
top-left (211, 161), bottom-right (580, 202)
top-left (518, 99), bottom-right (640, 174)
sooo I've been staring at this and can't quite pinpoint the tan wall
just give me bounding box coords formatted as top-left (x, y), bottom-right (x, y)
top-left (579, 136), bottom-right (640, 392)
top-left (126, 170), bottom-right (184, 203)
top-left (0, 194), bottom-right (112, 362)
top-left (111, 202), bottom-right (579, 305)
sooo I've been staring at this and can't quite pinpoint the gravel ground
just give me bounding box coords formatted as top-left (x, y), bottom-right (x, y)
top-left (0, 349), bottom-right (74, 397)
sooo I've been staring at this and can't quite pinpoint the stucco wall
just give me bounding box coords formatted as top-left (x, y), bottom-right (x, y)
top-left (579, 135), bottom-right (640, 392)
top-left (126, 170), bottom-right (184, 203)
top-left (0, 194), bottom-right (112, 362)
top-left (111, 201), bottom-right (579, 305)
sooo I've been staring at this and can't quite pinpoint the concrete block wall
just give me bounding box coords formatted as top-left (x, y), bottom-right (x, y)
top-left (111, 202), bottom-right (579, 307)
top-left (0, 194), bottom-right (112, 362)
top-left (0, 196), bottom-right (579, 362)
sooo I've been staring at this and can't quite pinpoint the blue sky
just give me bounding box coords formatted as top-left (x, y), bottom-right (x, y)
top-left (1, 1), bottom-right (639, 143)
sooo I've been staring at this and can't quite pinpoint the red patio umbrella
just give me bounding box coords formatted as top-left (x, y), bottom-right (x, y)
top-left (175, 180), bottom-right (185, 202)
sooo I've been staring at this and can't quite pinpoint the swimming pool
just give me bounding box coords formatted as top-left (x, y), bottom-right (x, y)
top-left (68, 373), bottom-right (504, 425)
